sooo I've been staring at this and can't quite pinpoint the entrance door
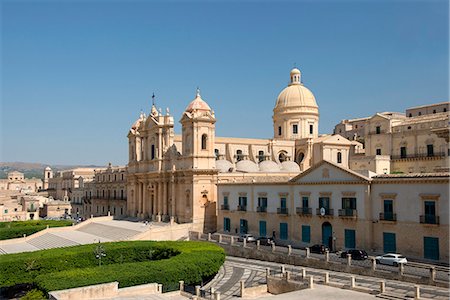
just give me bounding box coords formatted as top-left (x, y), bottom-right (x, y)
top-left (424, 237), bottom-right (439, 260)
top-left (322, 222), bottom-right (332, 249)
top-left (240, 219), bottom-right (248, 234)
top-left (259, 220), bottom-right (267, 237)
top-left (344, 229), bottom-right (356, 249)
top-left (383, 232), bottom-right (396, 253)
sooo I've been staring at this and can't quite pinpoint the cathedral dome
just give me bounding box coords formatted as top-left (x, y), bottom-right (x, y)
top-left (236, 160), bottom-right (259, 173)
top-left (259, 160), bottom-right (281, 172)
top-left (185, 88), bottom-right (211, 112)
top-left (274, 68), bottom-right (318, 111)
top-left (215, 159), bottom-right (234, 173)
top-left (280, 161), bottom-right (301, 172)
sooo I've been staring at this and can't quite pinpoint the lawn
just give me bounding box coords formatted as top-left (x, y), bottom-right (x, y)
top-left (0, 220), bottom-right (73, 240)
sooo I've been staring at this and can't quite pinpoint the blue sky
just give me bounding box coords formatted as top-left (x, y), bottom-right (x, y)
top-left (1, 0), bottom-right (448, 165)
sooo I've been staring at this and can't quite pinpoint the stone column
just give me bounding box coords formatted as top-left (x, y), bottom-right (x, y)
top-left (429, 267), bottom-right (436, 282)
top-left (372, 258), bottom-right (376, 271)
top-left (285, 271), bottom-right (291, 281)
top-left (306, 247), bottom-right (310, 258)
top-left (324, 272), bottom-right (329, 284)
top-left (379, 281), bottom-right (385, 293)
top-left (163, 181), bottom-right (168, 217)
top-left (301, 268), bottom-right (306, 279)
top-left (195, 285), bottom-right (200, 297)
top-left (281, 265), bottom-right (285, 274)
top-left (414, 285), bottom-right (420, 299)
top-left (239, 280), bottom-right (245, 298)
top-left (266, 267), bottom-right (270, 278)
top-left (142, 181), bottom-right (147, 218)
top-left (346, 253), bottom-right (352, 266)
top-left (287, 245), bottom-right (292, 256)
top-left (398, 263), bottom-right (404, 276)
top-left (325, 250), bottom-right (329, 262)
top-left (215, 291), bottom-right (221, 300)
top-left (218, 234), bottom-right (222, 243)
top-left (158, 284), bottom-right (162, 293)
top-left (158, 181), bottom-right (163, 216)
top-left (256, 240), bottom-right (260, 250)
top-left (309, 276), bottom-right (314, 289)
top-left (170, 176), bottom-right (176, 217)
top-left (350, 276), bottom-right (355, 288)
top-left (179, 281), bottom-right (184, 291)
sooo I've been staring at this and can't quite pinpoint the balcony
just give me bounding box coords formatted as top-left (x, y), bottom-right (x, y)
top-left (221, 204), bottom-right (229, 210)
top-left (257, 206), bottom-right (267, 213)
top-left (296, 207), bottom-right (312, 216)
top-left (316, 208), bottom-right (334, 216)
top-left (237, 205), bottom-right (247, 212)
top-left (391, 152), bottom-right (446, 160)
top-left (379, 212), bottom-right (397, 221)
top-left (338, 209), bottom-right (357, 218)
top-left (277, 207), bottom-right (289, 215)
top-left (420, 215), bottom-right (440, 225)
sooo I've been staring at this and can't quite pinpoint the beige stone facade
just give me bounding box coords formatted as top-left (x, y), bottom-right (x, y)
top-left (71, 164), bottom-right (127, 219)
top-left (335, 102), bottom-right (449, 174)
top-left (0, 171), bottom-right (43, 193)
top-left (47, 168), bottom-right (99, 201)
top-left (126, 69), bottom-right (356, 232)
top-left (217, 161), bottom-right (449, 263)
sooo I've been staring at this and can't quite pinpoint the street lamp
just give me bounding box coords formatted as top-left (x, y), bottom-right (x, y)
top-left (94, 241), bottom-right (106, 266)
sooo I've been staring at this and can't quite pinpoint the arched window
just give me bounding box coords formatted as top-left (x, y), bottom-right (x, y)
top-left (201, 134), bottom-right (207, 150)
top-left (337, 152), bottom-right (342, 163)
top-left (278, 151), bottom-right (287, 162)
top-left (151, 144), bottom-right (155, 159)
top-left (236, 150), bottom-right (243, 162)
top-left (214, 149), bottom-right (219, 160)
top-left (297, 152), bottom-right (305, 163)
top-left (258, 150), bottom-right (264, 162)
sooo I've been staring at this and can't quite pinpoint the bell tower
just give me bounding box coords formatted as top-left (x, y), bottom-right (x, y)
top-left (180, 88), bottom-right (216, 170)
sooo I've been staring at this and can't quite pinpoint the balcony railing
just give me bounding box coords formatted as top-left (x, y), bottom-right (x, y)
top-left (257, 206), bottom-right (267, 213)
top-left (277, 207), bottom-right (289, 214)
top-left (316, 208), bottom-right (334, 216)
top-left (221, 204), bottom-right (229, 210)
top-left (391, 152), bottom-right (446, 160)
top-left (379, 212), bottom-right (397, 221)
top-left (237, 205), bottom-right (247, 212)
top-left (296, 207), bottom-right (312, 215)
top-left (420, 215), bottom-right (440, 225)
top-left (338, 209), bottom-right (357, 217)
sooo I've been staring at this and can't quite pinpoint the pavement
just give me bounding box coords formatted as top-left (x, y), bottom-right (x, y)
top-left (254, 285), bottom-right (377, 299)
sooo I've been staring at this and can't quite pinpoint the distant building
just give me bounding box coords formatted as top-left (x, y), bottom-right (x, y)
top-left (0, 171), bottom-right (42, 193)
top-left (47, 167), bottom-right (100, 201)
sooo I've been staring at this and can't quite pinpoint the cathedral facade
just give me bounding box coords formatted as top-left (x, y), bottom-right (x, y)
top-left (126, 68), bottom-right (354, 232)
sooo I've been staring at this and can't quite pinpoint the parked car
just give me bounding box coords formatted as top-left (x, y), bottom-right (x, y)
top-left (256, 236), bottom-right (274, 246)
top-left (309, 244), bottom-right (329, 254)
top-left (375, 253), bottom-right (407, 266)
top-left (340, 249), bottom-right (368, 260)
top-left (238, 234), bottom-right (256, 243)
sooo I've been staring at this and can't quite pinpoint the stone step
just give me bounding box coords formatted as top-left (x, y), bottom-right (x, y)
top-left (27, 233), bottom-right (80, 250)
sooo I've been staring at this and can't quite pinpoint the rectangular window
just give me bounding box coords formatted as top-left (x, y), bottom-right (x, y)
top-left (427, 144), bottom-right (434, 157)
top-left (259, 220), bottom-right (267, 237)
top-left (309, 124), bottom-right (313, 134)
top-left (302, 196), bottom-right (309, 208)
top-left (280, 197), bottom-right (287, 208)
top-left (280, 223), bottom-right (288, 240)
top-left (376, 148), bottom-right (381, 155)
top-left (224, 196), bottom-right (229, 206)
top-left (424, 201), bottom-right (436, 216)
top-left (400, 147), bottom-right (407, 159)
top-left (342, 198), bottom-right (356, 210)
top-left (258, 197), bottom-right (267, 208)
top-left (302, 225), bottom-right (311, 243)
top-left (278, 126), bottom-right (282, 136)
top-left (344, 229), bottom-right (356, 249)
top-left (224, 217), bottom-right (231, 232)
top-left (319, 197), bottom-right (330, 209)
top-left (238, 196), bottom-right (247, 207)
top-left (376, 126), bottom-right (381, 134)
top-left (293, 124), bottom-right (298, 134)
top-left (383, 199), bottom-right (394, 220)
top-left (383, 232), bottom-right (396, 253)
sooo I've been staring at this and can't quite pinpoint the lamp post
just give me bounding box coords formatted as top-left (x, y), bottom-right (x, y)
top-left (94, 241), bottom-right (106, 266)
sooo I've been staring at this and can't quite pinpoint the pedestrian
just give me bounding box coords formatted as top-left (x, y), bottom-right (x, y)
top-left (272, 230), bottom-right (276, 239)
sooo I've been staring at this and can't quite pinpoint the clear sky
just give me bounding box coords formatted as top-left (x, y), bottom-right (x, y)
top-left (1, 0), bottom-right (448, 166)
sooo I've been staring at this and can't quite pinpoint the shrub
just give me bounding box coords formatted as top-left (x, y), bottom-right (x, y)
top-left (20, 289), bottom-right (46, 300)
top-left (0, 220), bottom-right (73, 240)
top-left (0, 241), bottom-right (225, 294)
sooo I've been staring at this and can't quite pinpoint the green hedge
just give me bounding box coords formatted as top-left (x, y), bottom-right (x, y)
top-left (0, 241), bottom-right (225, 294)
top-left (0, 220), bottom-right (73, 240)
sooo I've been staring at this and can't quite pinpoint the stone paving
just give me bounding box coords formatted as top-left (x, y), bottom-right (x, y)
top-left (200, 256), bottom-right (450, 300)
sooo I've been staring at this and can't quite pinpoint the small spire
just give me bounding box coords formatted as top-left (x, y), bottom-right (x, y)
top-left (196, 87), bottom-right (201, 98)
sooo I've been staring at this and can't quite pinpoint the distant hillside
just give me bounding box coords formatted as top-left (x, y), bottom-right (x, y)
top-left (0, 162), bottom-right (104, 179)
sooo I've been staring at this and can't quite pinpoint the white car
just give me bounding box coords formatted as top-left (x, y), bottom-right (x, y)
top-left (375, 253), bottom-right (407, 266)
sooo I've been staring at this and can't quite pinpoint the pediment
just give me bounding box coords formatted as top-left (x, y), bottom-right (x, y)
top-left (290, 160), bottom-right (370, 183)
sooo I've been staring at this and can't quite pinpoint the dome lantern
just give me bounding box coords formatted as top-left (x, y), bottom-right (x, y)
top-left (289, 68), bottom-right (301, 85)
